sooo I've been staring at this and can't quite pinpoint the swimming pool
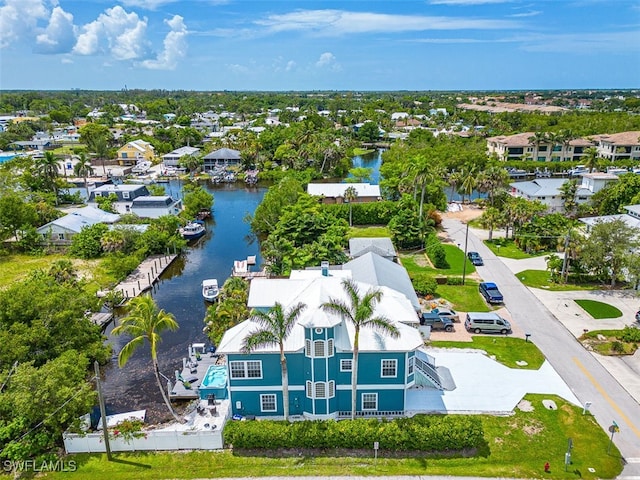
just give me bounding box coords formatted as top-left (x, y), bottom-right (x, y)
top-left (199, 365), bottom-right (228, 400)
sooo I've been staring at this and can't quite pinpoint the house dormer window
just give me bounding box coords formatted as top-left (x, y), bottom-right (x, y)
top-left (307, 338), bottom-right (334, 358)
top-left (123, 192), bottom-right (130, 199)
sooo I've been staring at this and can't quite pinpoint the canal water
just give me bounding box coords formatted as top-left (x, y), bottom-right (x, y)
top-left (349, 149), bottom-right (383, 184)
top-left (101, 181), bottom-right (265, 422)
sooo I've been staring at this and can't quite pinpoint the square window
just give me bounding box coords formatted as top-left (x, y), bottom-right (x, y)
top-left (381, 359), bottom-right (397, 378)
top-left (246, 361), bottom-right (262, 378)
top-left (362, 393), bottom-right (377, 410)
top-left (122, 192), bottom-right (130, 199)
top-left (340, 359), bottom-right (352, 372)
top-left (58, 233), bottom-right (65, 240)
top-left (260, 394), bottom-right (276, 412)
top-left (229, 362), bottom-right (246, 379)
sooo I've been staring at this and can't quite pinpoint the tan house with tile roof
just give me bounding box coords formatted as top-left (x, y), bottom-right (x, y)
top-left (592, 131), bottom-right (640, 162)
top-left (487, 132), bottom-right (593, 162)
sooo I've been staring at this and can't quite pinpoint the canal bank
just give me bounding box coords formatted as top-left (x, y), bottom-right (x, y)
top-left (100, 181), bottom-right (266, 422)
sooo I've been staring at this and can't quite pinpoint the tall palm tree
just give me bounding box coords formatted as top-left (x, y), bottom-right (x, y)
top-left (476, 165), bottom-right (510, 207)
top-left (112, 295), bottom-right (183, 423)
top-left (73, 153), bottom-right (94, 199)
top-left (458, 167), bottom-right (477, 204)
top-left (545, 132), bottom-right (560, 162)
top-left (321, 279), bottom-right (399, 419)
top-left (343, 185), bottom-right (358, 227)
top-left (583, 147), bottom-right (600, 173)
top-left (528, 131), bottom-right (546, 162)
top-left (242, 302), bottom-right (307, 421)
top-left (37, 151), bottom-right (61, 204)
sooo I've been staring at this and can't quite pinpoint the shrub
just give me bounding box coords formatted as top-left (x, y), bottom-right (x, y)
top-left (620, 326), bottom-right (640, 343)
top-left (223, 416), bottom-right (484, 453)
top-left (611, 341), bottom-right (625, 353)
top-left (410, 273), bottom-right (438, 296)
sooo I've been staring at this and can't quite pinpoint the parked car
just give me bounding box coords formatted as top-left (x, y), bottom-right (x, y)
top-left (479, 282), bottom-right (504, 304)
top-left (636, 310), bottom-right (640, 322)
top-left (467, 251), bottom-right (483, 266)
top-left (420, 312), bottom-right (455, 332)
top-left (431, 307), bottom-right (460, 322)
top-left (465, 312), bottom-right (511, 334)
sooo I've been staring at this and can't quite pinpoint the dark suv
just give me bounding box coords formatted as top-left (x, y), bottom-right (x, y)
top-left (467, 251), bottom-right (483, 266)
top-left (479, 282), bottom-right (503, 304)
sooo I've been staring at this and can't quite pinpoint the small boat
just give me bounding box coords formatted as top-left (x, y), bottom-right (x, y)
top-left (202, 279), bottom-right (220, 302)
top-left (180, 221), bottom-right (206, 240)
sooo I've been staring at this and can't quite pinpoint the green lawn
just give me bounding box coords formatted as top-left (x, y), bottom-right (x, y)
top-left (436, 282), bottom-right (491, 312)
top-left (484, 239), bottom-right (545, 259)
top-left (43, 395), bottom-right (621, 480)
top-left (580, 329), bottom-right (639, 355)
top-left (353, 147), bottom-right (376, 155)
top-left (401, 246), bottom-right (476, 276)
top-left (575, 299), bottom-right (623, 319)
top-left (516, 270), bottom-right (602, 291)
top-left (348, 225), bottom-right (391, 238)
top-left (430, 336), bottom-right (546, 369)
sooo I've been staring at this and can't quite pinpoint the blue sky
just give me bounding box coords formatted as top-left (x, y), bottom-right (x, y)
top-left (0, 0), bottom-right (639, 91)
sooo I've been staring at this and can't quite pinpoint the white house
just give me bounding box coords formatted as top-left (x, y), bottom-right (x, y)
top-left (131, 196), bottom-right (183, 219)
top-left (579, 204), bottom-right (640, 233)
top-left (307, 183), bottom-right (381, 204)
top-left (36, 206), bottom-right (120, 245)
top-left (87, 184), bottom-right (181, 217)
top-left (162, 146), bottom-right (200, 168)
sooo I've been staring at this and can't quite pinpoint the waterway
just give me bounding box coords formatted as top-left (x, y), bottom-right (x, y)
top-left (349, 149), bottom-right (383, 184)
top-left (101, 181), bottom-right (265, 422)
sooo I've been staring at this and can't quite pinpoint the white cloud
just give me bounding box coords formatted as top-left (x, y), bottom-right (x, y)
top-left (509, 10), bottom-right (541, 18)
top-left (315, 52), bottom-right (340, 71)
top-left (0, 0), bottom-right (48, 48)
top-left (256, 10), bottom-right (518, 36)
top-left (517, 31), bottom-right (640, 53)
top-left (73, 6), bottom-right (149, 60)
top-left (119, 0), bottom-right (177, 9)
top-left (35, 6), bottom-right (77, 53)
top-left (140, 14), bottom-right (187, 70)
top-left (286, 60), bottom-right (296, 71)
top-left (228, 63), bottom-right (250, 74)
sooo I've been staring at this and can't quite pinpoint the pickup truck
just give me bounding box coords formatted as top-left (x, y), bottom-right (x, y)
top-left (479, 282), bottom-right (504, 304)
top-left (420, 312), bottom-right (455, 332)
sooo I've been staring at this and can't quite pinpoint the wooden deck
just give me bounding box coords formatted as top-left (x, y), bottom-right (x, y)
top-left (169, 345), bottom-right (223, 401)
top-left (90, 312), bottom-right (113, 329)
top-left (115, 254), bottom-right (178, 299)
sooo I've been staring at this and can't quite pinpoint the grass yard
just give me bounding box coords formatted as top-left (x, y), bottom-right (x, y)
top-left (484, 239), bottom-right (544, 259)
top-left (353, 147), bottom-right (376, 155)
top-left (574, 300), bottom-right (623, 319)
top-left (0, 253), bottom-right (117, 293)
top-left (430, 336), bottom-right (546, 369)
top-left (348, 225), bottom-right (391, 238)
top-left (436, 282), bottom-right (491, 312)
top-left (43, 395), bottom-right (621, 480)
top-left (516, 270), bottom-right (601, 291)
top-left (401, 246), bottom-right (476, 276)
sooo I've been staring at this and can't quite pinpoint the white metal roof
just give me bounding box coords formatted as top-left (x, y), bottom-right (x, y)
top-left (307, 183), bottom-right (381, 198)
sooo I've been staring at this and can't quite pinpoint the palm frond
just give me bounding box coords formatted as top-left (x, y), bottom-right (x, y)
top-left (117, 336), bottom-right (145, 367)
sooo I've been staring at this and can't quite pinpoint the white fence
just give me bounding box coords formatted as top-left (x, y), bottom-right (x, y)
top-left (63, 428), bottom-right (224, 453)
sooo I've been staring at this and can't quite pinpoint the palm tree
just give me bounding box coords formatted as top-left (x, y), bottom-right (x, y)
top-left (343, 185), bottom-right (358, 227)
top-left (476, 165), bottom-right (510, 207)
top-left (559, 179), bottom-right (578, 217)
top-left (583, 147), bottom-right (600, 173)
top-left (321, 279), bottom-right (399, 419)
top-left (112, 295), bottom-right (183, 423)
top-left (37, 151), bottom-right (61, 204)
top-left (458, 167), bottom-right (477, 204)
top-left (92, 136), bottom-right (109, 176)
top-left (545, 132), bottom-right (560, 162)
top-left (242, 302), bottom-right (307, 421)
top-left (479, 207), bottom-right (502, 241)
top-left (73, 153), bottom-right (94, 199)
top-left (528, 131), bottom-right (546, 162)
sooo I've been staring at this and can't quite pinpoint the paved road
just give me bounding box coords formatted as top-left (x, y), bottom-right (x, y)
top-left (442, 218), bottom-right (640, 478)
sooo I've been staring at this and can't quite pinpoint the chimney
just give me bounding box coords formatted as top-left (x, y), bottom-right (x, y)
top-left (321, 261), bottom-right (329, 277)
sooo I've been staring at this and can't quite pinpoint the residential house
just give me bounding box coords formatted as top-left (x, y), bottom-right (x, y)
top-left (307, 183), bottom-right (381, 204)
top-left (509, 172), bottom-right (618, 212)
top-left (487, 132), bottom-right (592, 162)
top-left (216, 271), bottom-right (428, 419)
top-left (162, 146), bottom-right (200, 168)
top-left (36, 206), bottom-right (120, 245)
top-left (87, 184), bottom-right (150, 214)
top-left (116, 139), bottom-right (155, 166)
top-left (579, 204), bottom-right (640, 234)
top-left (593, 131), bottom-right (640, 162)
top-left (202, 148), bottom-right (241, 171)
top-left (131, 196), bottom-right (183, 219)
top-left (348, 237), bottom-right (397, 262)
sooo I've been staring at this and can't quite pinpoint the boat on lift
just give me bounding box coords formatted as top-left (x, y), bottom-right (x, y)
top-left (202, 279), bottom-right (220, 302)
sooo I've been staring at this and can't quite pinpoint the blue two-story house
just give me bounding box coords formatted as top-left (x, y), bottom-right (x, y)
top-left (216, 271), bottom-right (427, 419)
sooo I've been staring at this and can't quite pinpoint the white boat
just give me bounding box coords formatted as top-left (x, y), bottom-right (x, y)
top-left (202, 279), bottom-right (219, 302)
top-left (179, 221), bottom-right (206, 240)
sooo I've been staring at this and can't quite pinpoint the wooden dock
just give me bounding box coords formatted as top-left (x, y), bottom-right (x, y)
top-left (169, 344), bottom-right (222, 401)
top-left (114, 253), bottom-right (178, 300)
top-left (90, 312), bottom-right (113, 329)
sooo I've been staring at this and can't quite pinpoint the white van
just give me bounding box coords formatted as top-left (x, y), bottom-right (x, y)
top-left (465, 312), bottom-right (511, 334)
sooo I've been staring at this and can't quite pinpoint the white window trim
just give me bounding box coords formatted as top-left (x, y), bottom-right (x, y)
top-left (380, 359), bottom-right (397, 378)
top-left (407, 356), bottom-right (414, 376)
top-left (361, 393), bottom-right (378, 411)
top-left (229, 360), bottom-right (263, 379)
top-left (340, 359), bottom-right (352, 372)
top-left (260, 394), bottom-right (277, 412)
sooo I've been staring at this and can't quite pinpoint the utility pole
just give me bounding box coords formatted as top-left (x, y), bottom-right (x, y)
top-left (94, 361), bottom-right (112, 460)
top-left (462, 222), bottom-right (469, 285)
top-left (561, 229), bottom-right (571, 283)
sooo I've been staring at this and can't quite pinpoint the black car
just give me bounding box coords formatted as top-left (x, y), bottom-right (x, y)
top-left (467, 251), bottom-right (484, 266)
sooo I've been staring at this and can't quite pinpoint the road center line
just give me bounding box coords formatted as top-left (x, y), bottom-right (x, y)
top-left (573, 357), bottom-right (640, 439)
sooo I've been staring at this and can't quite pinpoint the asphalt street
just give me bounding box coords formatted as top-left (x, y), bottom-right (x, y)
top-left (442, 218), bottom-right (640, 478)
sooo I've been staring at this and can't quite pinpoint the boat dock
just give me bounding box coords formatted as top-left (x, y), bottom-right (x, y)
top-left (169, 343), bottom-right (221, 401)
top-left (111, 253), bottom-right (178, 299)
top-left (231, 255), bottom-right (268, 279)
top-left (90, 312), bottom-right (113, 329)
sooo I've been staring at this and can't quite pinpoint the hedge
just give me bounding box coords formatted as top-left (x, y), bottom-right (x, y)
top-left (223, 415), bottom-right (484, 453)
top-left (322, 201), bottom-right (396, 225)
